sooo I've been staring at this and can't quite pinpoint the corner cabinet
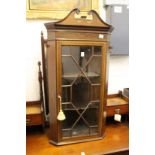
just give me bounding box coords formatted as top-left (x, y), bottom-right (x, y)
top-left (43, 9), bottom-right (113, 145)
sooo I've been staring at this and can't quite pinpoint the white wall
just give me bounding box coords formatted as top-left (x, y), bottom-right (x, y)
top-left (108, 55), bottom-right (129, 94)
top-left (26, 5), bottom-right (129, 101)
top-left (26, 20), bottom-right (48, 101)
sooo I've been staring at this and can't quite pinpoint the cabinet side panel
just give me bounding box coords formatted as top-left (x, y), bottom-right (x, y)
top-left (101, 42), bottom-right (109, 135)
top-left (47, 40), bottom-right (58, 142)
top-left (103, 44), bottom-right (110, 134)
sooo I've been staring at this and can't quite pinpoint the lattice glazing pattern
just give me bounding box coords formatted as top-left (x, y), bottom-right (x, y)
top-left (61, 45), bottom-right (102, 138)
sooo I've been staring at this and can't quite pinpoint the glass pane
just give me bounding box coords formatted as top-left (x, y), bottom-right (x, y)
top-left (90, 127), bottom-right (98, 135)
top-left (91, 85), bottom-right (100, 101)
top-left (62, 103), bottom-right (74, 110)
top-left (79, 46), bottom-right (92, 69)
top-left (89, 101), bottom-right (99, 108)
top-left (62, 129), bottom-right (72, 137)
top-left (62, 56), bottom-right (79, 85)
top-left (83, 105), bottom-right (99, 126)
top-left (72, 76), bottom-right (90, 109)
top-left (62, 110), bottom-right (79, 137)
top-left (62, 46), bottom-right (92, 69)
top-left (94, 46), bottom-right (102, 55)
top-left (62, 86), bottom-right (71, 103)
top-left (61, 45), bottom-right (102, 139)
top-left (86, 56), bottom-right (102, 84)
top-left (72, 117), bottom-right (89, 137)
top-left (62, 46), bottom-right (71, 55)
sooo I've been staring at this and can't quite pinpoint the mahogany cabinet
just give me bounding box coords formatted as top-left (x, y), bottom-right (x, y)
top-left (43, 9), bottom-right (113, 145)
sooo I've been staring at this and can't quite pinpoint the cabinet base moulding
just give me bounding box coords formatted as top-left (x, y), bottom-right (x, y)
top-left (49, 136), bottom-right (104, 146)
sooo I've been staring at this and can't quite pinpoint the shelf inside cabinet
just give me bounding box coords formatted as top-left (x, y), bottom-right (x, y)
top-left (62, 101), bottom-right (99, 111)
top-left (62, 72), bottom-right (100, 78)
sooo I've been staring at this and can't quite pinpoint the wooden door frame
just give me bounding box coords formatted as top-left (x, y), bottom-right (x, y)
top-left (56, 40), bottom-right (108, 142)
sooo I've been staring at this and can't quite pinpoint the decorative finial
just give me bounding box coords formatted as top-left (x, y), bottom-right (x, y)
top-left (88, 10), bottom-right (93, 15)
top-left (41, 31), bottom-right (43, 37)
top-left (75, 8), bottom-right (80, 15)
top-left (38, 61), bottom-right (41, 66)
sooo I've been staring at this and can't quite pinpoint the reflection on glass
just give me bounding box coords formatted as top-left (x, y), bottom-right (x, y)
top-left (72, 118), bottom-right (89, 136)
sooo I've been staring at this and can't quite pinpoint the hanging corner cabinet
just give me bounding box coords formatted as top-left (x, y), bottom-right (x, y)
top-left (43, 8), bottom-right (113, 145)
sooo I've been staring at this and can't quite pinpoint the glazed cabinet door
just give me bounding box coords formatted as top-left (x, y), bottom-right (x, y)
top-left (57, 41), bottom-right (107, 141)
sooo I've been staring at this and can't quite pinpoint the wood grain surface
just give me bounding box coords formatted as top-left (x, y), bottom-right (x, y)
top-left (26, 123), bottom-right (129, 155)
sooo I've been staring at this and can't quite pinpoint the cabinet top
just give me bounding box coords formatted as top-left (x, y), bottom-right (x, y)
top-left (44, 8), bottom-right (113, 32)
